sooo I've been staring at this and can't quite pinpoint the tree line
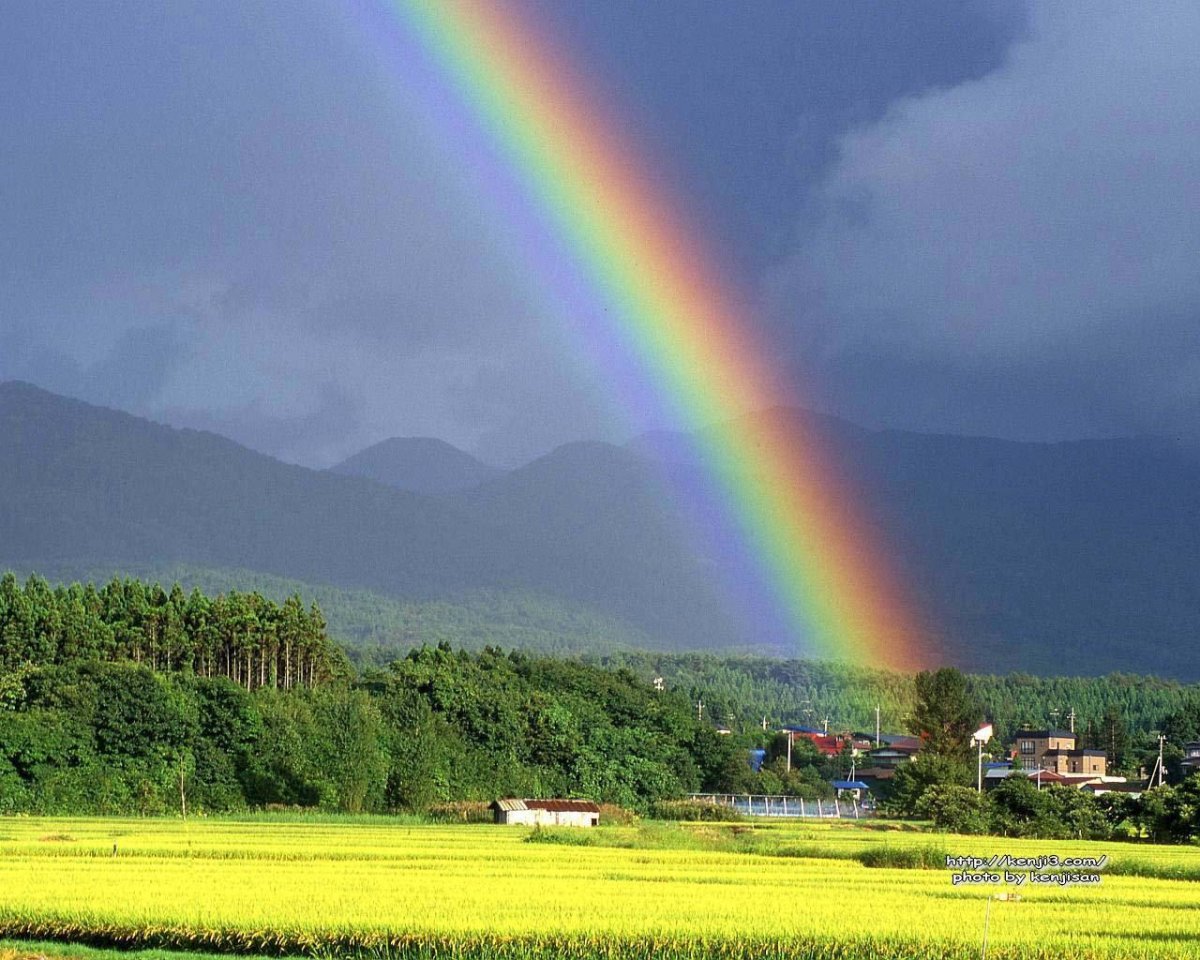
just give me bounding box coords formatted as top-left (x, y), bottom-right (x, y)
top-left (0, 618), bottom-right (744, 816)
top-left (600, 652), bottom-right (1200, 746)
top-left (887, 668), bottom-right (1200, 843)
top-left (0, 574), bottom-right (340, 690)
top-left (5, 574), bottom-right (1200, 839)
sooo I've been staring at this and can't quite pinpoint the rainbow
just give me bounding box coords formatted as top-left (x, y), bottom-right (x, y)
top-left (379, 1), bottom-right (933, 670)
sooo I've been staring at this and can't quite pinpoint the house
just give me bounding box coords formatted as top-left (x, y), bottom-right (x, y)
top-left (1010, 729), bottom-right (1107, 778)
top-left (849, 735), bottom-right (875, 755)
top-left (1024, 769), bottom-right (1070, 787)
top-left (986, 767), bottom-right (1131, 792)
top-left (1039, 748), bottom-right (1108, 776)
top-left (1081, 780), bottom-right (1145, 799)
top-left (785, 729), bottom-right (846, 757)
top-left (868, 737), bottom-right (921, 769)
top-left (1182, 741), bottom-right (1200, 776)
top-left (984, 767), bottom-right (1023, 788)
top-left (490, 799), bottom-right (600, 827)
top-left (1013, 729), bottom-right (1077, 764)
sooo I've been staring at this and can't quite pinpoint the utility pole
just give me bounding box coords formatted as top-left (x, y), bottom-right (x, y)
top-left (982, 892), bottom-right (1021, 959)
top-left (822, 716), bottom-right (831, 735)
top-left (1157, 735), bottom-right (1166, 788)
top-left (1067, 708), bottom-right (1076, 734)
top-left (875, 705), bottom-right (881, 747)
top-left (972, 724), bottom-right (993, 793)
top-left (786, 730), bottom-right (792, 773)
top-left (697, 698), bottom-right (704, 722)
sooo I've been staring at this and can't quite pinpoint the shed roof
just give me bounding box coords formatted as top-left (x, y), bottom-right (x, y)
top-left (1026, 770), bottom-right (1067, 782)
top-left (1083, 781), bottom-right (1145, 793)
top-left (491, 798), bottom-right (600, 813)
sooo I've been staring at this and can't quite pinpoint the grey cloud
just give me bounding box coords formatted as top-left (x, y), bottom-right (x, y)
top-left (1, 0), bottom-right (578, 465)
top-left (161, 380), bottom-right (365, 467)
top-left (1, 321), bottom-right (187, 414)
top-left (0, 324), bottom-right (84, 398)
top-left (446, 342), bottom-right (624, 468)
top-left (84, 325), bottom-right (190, 410)
top-left (771, 2), bottom-right (1200, 441)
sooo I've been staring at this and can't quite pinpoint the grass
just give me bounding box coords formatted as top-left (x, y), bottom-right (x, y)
top-left (0, 941), bottom-right (249, 960)
top-left (0, 817), bottom-right (1198, 959)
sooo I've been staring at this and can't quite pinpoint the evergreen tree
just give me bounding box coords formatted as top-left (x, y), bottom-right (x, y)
top-left (911, 667), bottom-right (982, 760)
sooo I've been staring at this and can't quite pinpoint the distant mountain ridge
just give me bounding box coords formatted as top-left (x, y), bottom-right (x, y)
top-left (5, 380), bottom-right (1200, 678)
top-left (0, 381), bottom-right (732, 652)
top-left (330, 436), bottom-right (500, 494)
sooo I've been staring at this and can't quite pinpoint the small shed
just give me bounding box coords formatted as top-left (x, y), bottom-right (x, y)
top-left (832, 779), bottom-right (870, 801)
top-left (491, 798), bottom-right (600, 827)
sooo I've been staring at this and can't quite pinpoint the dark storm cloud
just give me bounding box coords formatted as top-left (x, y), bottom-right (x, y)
top-left (21, 0), bottom-right (1166, 466)
top-left (770, 2), bottom-right (1200, 442)
top-left (1, 0), bottom-right (541, 465)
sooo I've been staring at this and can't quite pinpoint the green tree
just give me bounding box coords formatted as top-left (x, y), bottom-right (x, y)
top-left (310, 686), bottom-right (388, 812)
top-left (917, 783), bottom-right (989, 834)
top-left (911, 667), bottom-right (982, 760)
top-left (889, 752), bottom-right (972, 815)
top-left (1100, 705), bottom-right (1130, 772)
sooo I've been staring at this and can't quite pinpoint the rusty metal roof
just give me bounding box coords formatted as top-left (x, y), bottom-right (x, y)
top-left (491, 798), bottom-right (600, 813)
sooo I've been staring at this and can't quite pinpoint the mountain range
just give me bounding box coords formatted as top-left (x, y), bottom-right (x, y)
top-left (3, 379), bottom-right (1199, 679)
top-left (330, 437), bottom-right (501, 494)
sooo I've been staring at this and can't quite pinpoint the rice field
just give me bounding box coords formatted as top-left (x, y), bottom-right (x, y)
top-left (0, 816), bottom-right (1197, 959)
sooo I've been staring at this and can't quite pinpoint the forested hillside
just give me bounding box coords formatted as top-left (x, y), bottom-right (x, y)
top-left (8, 381), bottom-right (1200, 677)
top-left (11, 563), bottom-right (657, 657)
top-left (640, 408), bottom-right (1200, 677)
top-left (602, 652), bottom-right (1200, 745)
top-left (0, 637), bottom-right (738, 816)
top-left (0, 382), bottom-right (734, 652)
top-left (5, 575), bottom-right (1200, 816)
top-left (0, 573), bottom-right (340, 687)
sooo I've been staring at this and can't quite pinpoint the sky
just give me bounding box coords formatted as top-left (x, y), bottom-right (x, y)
top-left (2, 1), bottom-right (1197, 467)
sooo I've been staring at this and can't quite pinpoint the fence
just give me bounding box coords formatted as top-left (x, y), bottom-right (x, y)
top-left (687, 793), bottom-right (870, 819)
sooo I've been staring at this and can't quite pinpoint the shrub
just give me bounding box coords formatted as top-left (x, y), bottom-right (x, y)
top-left (648, 799), bottom-right (744, 822)
top-left (858, 843), bottom-right (948, 869)
top-left (427, 800), bottom-right (491, 823)
top-left (916, 784), bottom-right (989, 834)
top-left (597, 802), bottom-right (638, 825)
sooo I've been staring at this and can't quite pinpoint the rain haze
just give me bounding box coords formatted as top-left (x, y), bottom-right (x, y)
top-left (2, 1), bottom-right (1197, 466)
